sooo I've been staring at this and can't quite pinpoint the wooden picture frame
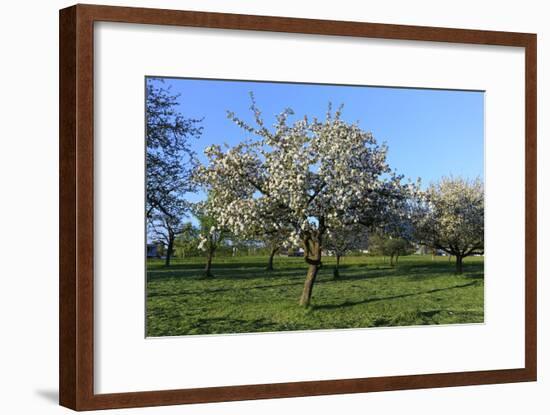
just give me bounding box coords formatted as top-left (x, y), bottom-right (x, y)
top-left (59, 4), bottom-right (537, 411)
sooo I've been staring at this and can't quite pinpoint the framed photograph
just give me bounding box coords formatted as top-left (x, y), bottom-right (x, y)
top-left (59, 4), bottom-right (537, 411)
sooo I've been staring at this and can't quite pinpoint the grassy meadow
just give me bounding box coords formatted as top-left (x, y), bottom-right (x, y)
top-left (146, 255), bottom-right (484, 337)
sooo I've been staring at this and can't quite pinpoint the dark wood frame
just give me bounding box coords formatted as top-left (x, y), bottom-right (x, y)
top-left (59, 3), bottom-right (537, 411)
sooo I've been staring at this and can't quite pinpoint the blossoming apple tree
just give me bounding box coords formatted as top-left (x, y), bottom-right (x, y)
top-left (414, 177), bottom-right (484, 273)
top-left (196, 96), bottom-right (413, 306)
top-left (258, 224), bottom-right (292, 272)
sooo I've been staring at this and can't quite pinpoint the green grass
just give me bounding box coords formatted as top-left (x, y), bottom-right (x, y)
top-left (146, 255), bottom-right (484, 337)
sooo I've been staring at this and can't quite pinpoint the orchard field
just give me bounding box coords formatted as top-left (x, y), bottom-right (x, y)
top-left (146, 255), bottom-right (484, 337)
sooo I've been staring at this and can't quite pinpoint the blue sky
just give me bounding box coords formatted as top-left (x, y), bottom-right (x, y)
top-left (151, 77), bottom-right (484, 203)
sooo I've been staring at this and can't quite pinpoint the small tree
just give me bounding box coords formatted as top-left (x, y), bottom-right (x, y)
top-left (253, 216), bottom-right (292, 271)
top-left (174, 222), bottom-right (200, 258)
top-left (262, 230), bottom-right (290, 271)
top-left (197, 211), bottom-right (226, 278)
top-left (324, 225), bottom-right (369, 278)
top-left (386, 237), bottom-right (414, 265)
top-left (148, 213), bottom-right (183, 266)
top-left (415, 177), bottom-right (484, 274)
top-left (368, 234), bottom-right (412, 266)
top-left (150, 240), bottom-right (165, 258)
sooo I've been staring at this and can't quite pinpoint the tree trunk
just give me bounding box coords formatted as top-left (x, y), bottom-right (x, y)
top-left (266, 247), bottom-right (278, 271)
top-left (395, 254), bottom-right (399, 265)
top-left (204, 248), bottom-right (214, 277)
top-left (390, 254), bottom-right (395, 267)
top-left (300, 262), bottom-right (320, 306)
top-left (165, 235), bottom-right (174, 267)
top-left (455, 255), bottom-right (463, 274)
top-left (333, 255), bottom-right (341, 279)
top-left (300, 240), bottom-right (322, 307)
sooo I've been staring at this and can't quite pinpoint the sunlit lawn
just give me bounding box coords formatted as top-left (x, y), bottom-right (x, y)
top-left (146, 254), bottom-right (484, 337)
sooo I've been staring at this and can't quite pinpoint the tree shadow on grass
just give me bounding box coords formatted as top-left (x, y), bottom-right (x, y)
top-left (148, 280), bottom-right (304, 298)
top-left (312, 280), bottom-right (481, 311)
top-left (147, 259), bottom-right (304, 272)
top-left (330, 262), bottom-right (483, 282)
top-left (147, 266), bottom-right (309, 281)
